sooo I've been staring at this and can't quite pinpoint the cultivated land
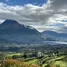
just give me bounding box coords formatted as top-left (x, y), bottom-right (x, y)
top-left (0, 44), bottom-right (67, 67)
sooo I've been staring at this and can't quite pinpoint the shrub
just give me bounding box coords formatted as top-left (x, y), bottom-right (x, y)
top-left (0, 59), bottom-right (41, 67)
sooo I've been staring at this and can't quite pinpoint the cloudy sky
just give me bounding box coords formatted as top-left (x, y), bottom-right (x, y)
top-left (0, 0), bottom-right (67, 33)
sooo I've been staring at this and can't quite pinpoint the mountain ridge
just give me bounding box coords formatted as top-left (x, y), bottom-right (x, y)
top-left (42, 30), bottom-right (67, 41)
top-left (0, 19), bottom-right (44, 44)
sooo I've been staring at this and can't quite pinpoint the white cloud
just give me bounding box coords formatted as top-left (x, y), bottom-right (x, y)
top-left (0, 0), bottom-right (67, 33)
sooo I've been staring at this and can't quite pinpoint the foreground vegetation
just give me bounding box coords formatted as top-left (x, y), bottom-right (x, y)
top-left (0, 50), bottom-right (67, 67)
top-left (0, 44), bottom-right (67, 67)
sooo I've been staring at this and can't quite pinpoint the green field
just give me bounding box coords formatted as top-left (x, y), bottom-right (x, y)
top-left (0, 50), bottom-right (67, 67)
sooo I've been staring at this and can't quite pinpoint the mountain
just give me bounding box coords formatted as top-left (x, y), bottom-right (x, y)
top-left (0, 19), bottom-right (44, 44)
top-left (42, 30), bottom-right (67, 41)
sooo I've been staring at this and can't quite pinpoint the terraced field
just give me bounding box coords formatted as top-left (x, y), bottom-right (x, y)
top-left (24, 56), bottom-right (67, 67)
top-left (0, 52), bottom-right (67, 67)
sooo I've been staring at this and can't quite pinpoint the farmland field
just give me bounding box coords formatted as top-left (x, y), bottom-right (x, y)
top-left (0, 47), bottom-right (67, 67)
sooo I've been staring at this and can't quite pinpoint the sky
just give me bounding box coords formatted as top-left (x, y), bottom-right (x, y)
top-left (0, 0), bottom-right (47, 6)
top-left (0, 0), bottom-right (67, 33)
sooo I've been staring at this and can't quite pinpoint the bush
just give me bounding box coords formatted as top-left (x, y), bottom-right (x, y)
top-left (0, 59), bottom-right (41, 67)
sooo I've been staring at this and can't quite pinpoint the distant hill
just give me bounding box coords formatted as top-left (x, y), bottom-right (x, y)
top-left (0, 19), bottom-right (44, 44)
top-left (0, 19), bottom-right (67, 46)
top-left (42, 30), bottom-right (67, 41)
